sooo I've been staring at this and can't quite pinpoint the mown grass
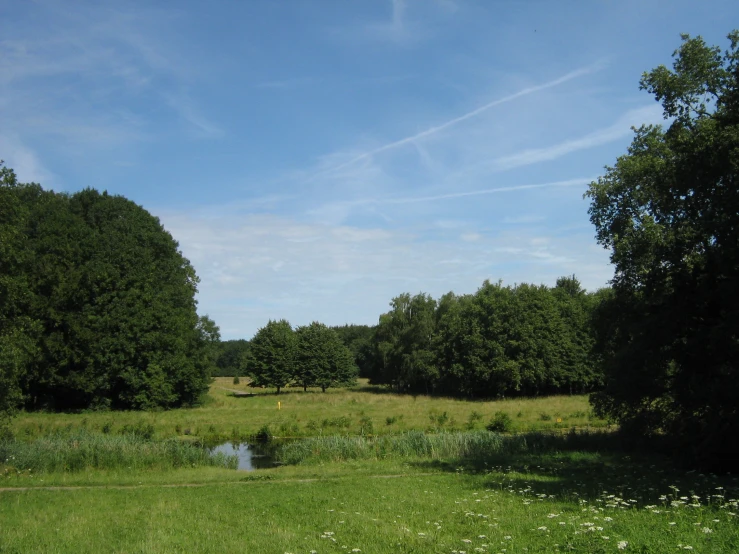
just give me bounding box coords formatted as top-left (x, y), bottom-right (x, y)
top-left (8, 378), bottom-right (607, 442)
top-left (0, 429), bottom-right (237, 473)
top-left (1, 452), bottom-right (738, 553)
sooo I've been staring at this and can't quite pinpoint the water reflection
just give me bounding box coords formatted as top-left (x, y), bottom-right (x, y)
top-left (210, 442), bottom-right (277, 471)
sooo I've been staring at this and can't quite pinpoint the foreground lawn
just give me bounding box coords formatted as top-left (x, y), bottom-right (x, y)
top-left (9, 379), bottom-right (605, 441)
top-left (2, 451), bottom-right (738, 553)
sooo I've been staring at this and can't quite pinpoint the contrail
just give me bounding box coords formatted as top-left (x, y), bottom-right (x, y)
top-left (381, 177), bottom-right (594, 204)
top-left (309, 62), bottom-right (605, 180)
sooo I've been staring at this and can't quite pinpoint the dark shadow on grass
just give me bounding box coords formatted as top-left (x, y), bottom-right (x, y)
top-left (408, 432), bottom-right (739, 504)
top-left (350, 385), bottom-right (508, 402)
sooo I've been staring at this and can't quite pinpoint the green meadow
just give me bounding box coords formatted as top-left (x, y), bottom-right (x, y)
top-left (9, 378), bottom-right (605, 442)
top-left (2, 382), bottom-right (739, 553)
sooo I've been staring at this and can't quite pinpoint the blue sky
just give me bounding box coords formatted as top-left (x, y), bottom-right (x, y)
top-left (1, 0), bottom-right (735, 339)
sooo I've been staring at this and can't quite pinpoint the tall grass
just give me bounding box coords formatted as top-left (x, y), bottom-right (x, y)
top-left (276, 429), bottom-right (615, 465)
top-left (1, 430), bottom-right (237, 473)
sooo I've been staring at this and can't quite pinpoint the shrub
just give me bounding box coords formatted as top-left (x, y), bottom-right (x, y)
top-left (429, 410), bottom-right (449, 428)
top-left (233, 376), bottom-right (240, 385)
top-left (119, 422), bottom-right (155, 440)
top-left (254, 425), bottom-right (272, 443)
top-left (486, 411), bottom-right (513, 433)
top-left (359, 416), bottom-right (374, 436)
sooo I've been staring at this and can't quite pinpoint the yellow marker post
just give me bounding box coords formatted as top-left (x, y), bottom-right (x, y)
top-left (278, 401), bottom-right (281, 410)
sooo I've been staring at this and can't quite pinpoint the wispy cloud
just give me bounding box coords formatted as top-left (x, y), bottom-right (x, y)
top-left (163, 93), bottom-right (223, 139)
top-left (0, 3), bottom-right (218, 154)
top-left (254, 77), bottom-right (320, 90)
top-left (0, 134), bottom-right (55, 185)
top-left (357, 0), bottom-right (418, 44)
top-left (381, 177), bottom-right (593, 204)
top-left (306, 62), bottom-right (605, 182)
top-left (487, 105), bottom-right (663, 171)
top-left (303, 177), bottom-right (594, 228)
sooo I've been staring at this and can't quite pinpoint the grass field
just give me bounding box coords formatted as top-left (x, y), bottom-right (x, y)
top-left (2, 452), bottom-right (738, 553)
top-left (3, 382), bottom-right (738, 553)
top-left (8, 378), bottom-right (606, 442)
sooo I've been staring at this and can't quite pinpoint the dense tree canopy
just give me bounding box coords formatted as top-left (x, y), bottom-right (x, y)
top-left (586, 32), bottom-right (739, 468)
top-left (296, 322), bottom-right (357, 392)
top-left (330, 324), bottom-right (375, 378)
top-left (0, 163), bottom-right (218, 413)
top-left (364, 278), bottom-right (604, 397)
top-left (212, 339), bottom-right (250, 377)
top-left (246, 320), bottom-right (357, 392)
top-left (0, 165), bottom-right (38, 426)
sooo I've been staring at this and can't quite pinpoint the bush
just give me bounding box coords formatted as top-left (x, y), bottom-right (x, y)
top-left (253, 424), bottom-right (272, 443)
top-left (233, 376), bottom-right (240, 385)
top-left (486, 411), bottom-right (513, 433)
top-left (359, 416), bottom-right (374, 436)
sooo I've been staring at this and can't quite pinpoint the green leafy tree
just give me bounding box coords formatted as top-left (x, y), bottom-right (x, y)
top-left (586, 31), bottom-right (739, 468)
top-left (1, 168), bottom-right (216, 411)
top-left (297, 322), bottom-right (358, 392)
top-left (330, 324), bottom-right (375, 377)
top-left (0, 163), bottom-right (39, 426)
top-left (372, 293), bottom-right (438, 393)
top-left (213, 339), bottom-right (250, 377)
top-left (247, 320), bottom-right (296, 394)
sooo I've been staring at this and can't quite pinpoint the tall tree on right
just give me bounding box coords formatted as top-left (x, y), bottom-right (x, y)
top-left (586, 31), bottom-right (739, 468)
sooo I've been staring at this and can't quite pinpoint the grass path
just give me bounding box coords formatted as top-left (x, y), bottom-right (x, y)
top-left (0, 472), bottom-right (440, 492)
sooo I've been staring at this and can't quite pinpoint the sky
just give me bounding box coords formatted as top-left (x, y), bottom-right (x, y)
top-left (1, 0), bottom-right (736, 339)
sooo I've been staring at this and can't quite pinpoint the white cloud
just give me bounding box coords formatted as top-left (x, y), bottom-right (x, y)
top-left (0, 135), bottom-right (55, 185)
top-left (157, 209), bottom-right (613, 339)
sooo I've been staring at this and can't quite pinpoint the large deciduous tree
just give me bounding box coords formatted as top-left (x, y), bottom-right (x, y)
top-left (0, 164), bottom-right (217, 412)
top-left (586, 32), bottom-right (739, 468)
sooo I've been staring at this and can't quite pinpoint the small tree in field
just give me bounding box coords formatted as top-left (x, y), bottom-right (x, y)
top-left (296, 322), bottom-right (358, 392)
top-left (247, 320), bottom-right (296, 394)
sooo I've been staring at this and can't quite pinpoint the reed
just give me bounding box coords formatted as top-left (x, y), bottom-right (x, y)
top-left (1, 430), bottom-right (237, 473)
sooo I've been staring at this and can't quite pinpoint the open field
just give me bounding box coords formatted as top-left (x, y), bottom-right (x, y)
top-left (4, 383), bottom-right (737, 553)
top-left (2, 451), bottom-right (738, 553)
top-left (8, 379), bottom-right (606, 441)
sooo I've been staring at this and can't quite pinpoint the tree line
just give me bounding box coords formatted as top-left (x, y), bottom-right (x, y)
top-left (348, 277), bottom-right (606, 398)
top-left (217, 277), bottom-right (603, 399)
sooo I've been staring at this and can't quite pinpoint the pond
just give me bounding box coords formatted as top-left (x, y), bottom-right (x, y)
top-left (210, 442), bottom-right (279, 471)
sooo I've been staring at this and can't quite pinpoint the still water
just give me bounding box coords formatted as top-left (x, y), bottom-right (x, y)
top-left (210, 442), bottom-right (277, 471)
